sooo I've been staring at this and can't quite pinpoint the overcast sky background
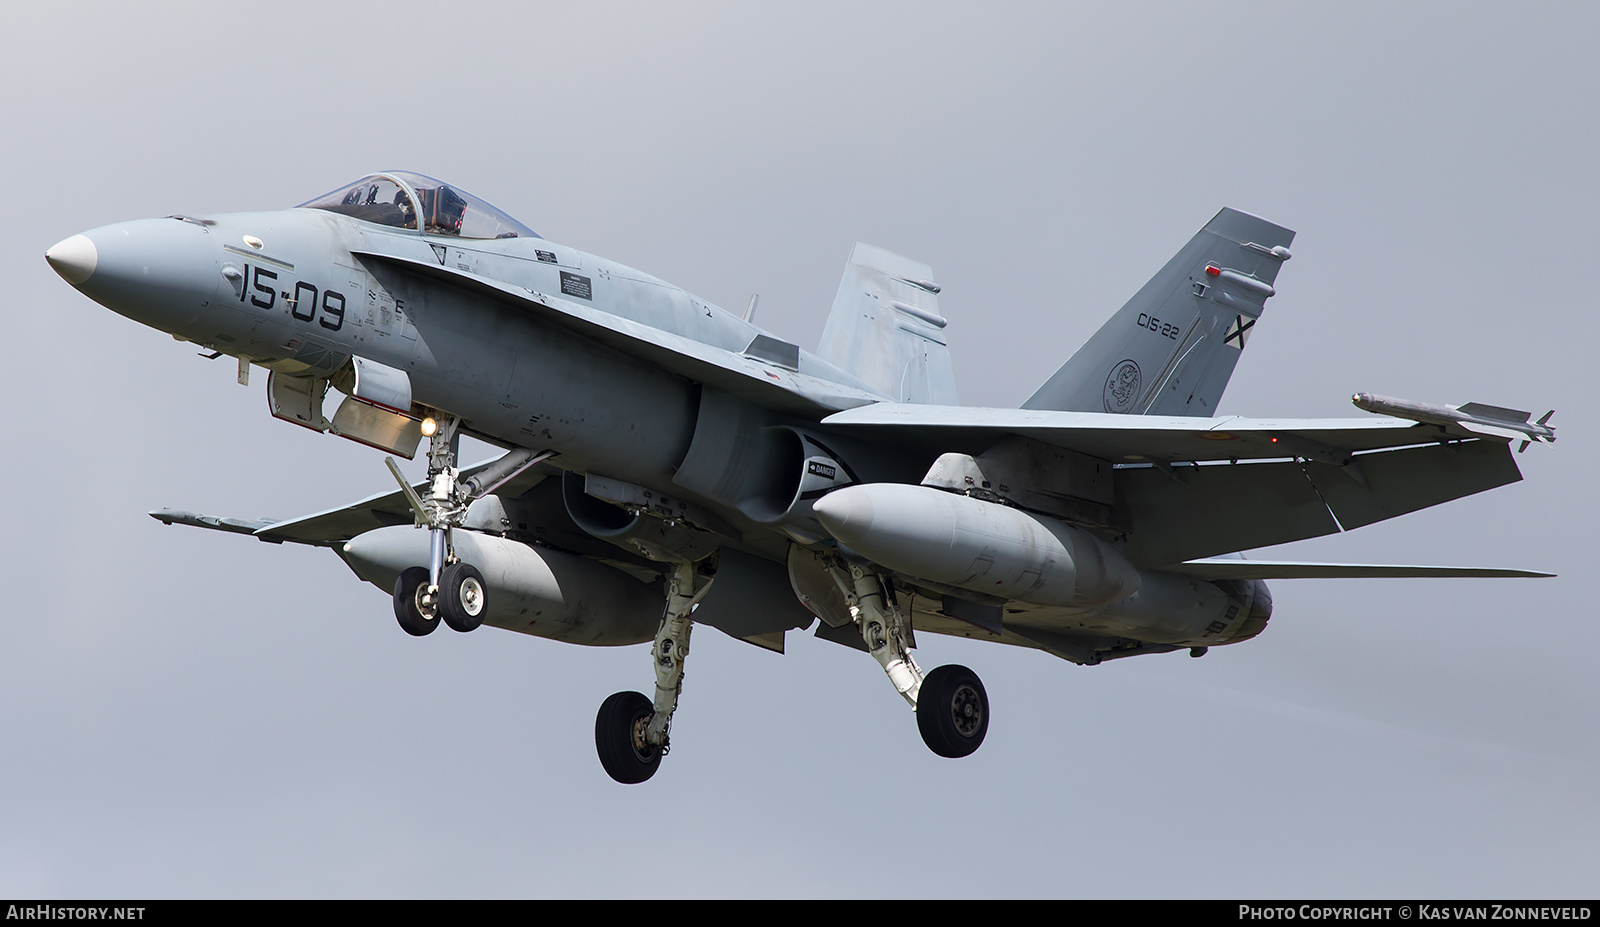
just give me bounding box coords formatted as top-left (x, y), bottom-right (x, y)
top-left (3, 1), bottom-right (1595, 898)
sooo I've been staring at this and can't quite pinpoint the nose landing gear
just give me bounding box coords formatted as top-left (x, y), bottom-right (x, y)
top-left (383, 415), bottom-right (542, 638)
top-left (438, 561), bottom-right (485, 633)
top-left (392, 566), bottom-right (439, 636)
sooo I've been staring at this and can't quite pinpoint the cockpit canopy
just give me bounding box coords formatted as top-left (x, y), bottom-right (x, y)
top-left (300, 171), bottom-right (539, 240)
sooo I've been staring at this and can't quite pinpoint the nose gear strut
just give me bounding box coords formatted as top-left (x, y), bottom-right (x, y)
top-left (385, 414), bottom-right (477, 635)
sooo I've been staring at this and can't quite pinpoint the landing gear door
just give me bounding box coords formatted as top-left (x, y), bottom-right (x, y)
top-left (348, 355), bottom-right (412, 413)
top-left (267, 371), bottom-right (330, 432)
top-left (330, 399), bottom-right (424, 458)
top-left (328, 355), bottom-right (423, 458)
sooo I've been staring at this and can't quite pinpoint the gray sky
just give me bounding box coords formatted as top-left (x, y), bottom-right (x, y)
top-left (3, 1), bottom-right (1595, 898)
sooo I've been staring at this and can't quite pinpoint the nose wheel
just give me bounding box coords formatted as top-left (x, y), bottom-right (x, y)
top-left (438, 561), bottom-right (486, 633)
top-left (393, 566), bottom-right (440, 636)
top-left (393, 563), bottom-right (486, 635)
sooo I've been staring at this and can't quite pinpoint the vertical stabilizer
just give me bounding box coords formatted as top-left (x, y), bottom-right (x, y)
top-left (818, 243), bottom-right (958, 405)
top-left (1022, 208), bottom-right (1293, 416)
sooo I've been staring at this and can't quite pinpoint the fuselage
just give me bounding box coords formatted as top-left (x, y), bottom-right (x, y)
top-left (61, 207), bottom-right (727, 482)
top-left (47, 174), bottom-right (1272, 662)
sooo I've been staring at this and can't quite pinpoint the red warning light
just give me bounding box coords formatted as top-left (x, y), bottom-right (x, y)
top-left (1205, 264), bottom-right (1221, 277)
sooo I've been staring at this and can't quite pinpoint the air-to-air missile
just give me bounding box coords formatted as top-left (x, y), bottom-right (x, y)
top-left (1352, 392), bottom-right (1555, 451)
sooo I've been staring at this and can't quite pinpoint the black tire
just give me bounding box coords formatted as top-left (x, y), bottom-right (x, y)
top-left (916, 664), bottom-right (989, 758)
top-left (439, 562), bottom-right (486, 633)
top-left (392, 566), bottom-right (439, 637)
top-left (595, 691), bottom-right (661, 784)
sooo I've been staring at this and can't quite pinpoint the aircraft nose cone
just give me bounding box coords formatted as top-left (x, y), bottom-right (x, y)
top-left (45, 234), bottom-right (98, 286)
top-left (813, 487), bottom-right (874, 547)
top-left (51, 217), bottom-right (221, 334)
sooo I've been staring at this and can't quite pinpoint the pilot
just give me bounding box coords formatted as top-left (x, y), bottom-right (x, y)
top-left (418, 185), bottom-right (468, 235)
top-left (396, 189), bottom-right (417, 230)
top-left (325, 183), bottom-right (409, 228)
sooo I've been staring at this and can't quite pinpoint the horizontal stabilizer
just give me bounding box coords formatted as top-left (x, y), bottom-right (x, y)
top-left (1169, 559), bottom-right (1554, 580)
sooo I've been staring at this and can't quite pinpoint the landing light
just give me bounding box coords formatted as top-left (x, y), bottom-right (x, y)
top-left (421, 417), bottom-right (438, 437)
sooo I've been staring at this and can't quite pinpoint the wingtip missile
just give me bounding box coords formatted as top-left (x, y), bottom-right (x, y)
top-left (1352, 392), bottom-right (1556, 446)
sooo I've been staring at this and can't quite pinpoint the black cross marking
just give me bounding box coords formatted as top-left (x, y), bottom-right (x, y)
top-left (1225, 315), bottom-right (1255, 348)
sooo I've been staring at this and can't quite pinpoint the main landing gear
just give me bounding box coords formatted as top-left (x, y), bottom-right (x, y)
top-left (594, 691), bottom-right (659, 784)
top-left (595, 561), bottom-right (706, 784)
top-left (916, 664), bottom-right (989, 758)
top-left (829, 560), bottom-right (990, 760)
top-left (591, 555), bottom-right (992, 785)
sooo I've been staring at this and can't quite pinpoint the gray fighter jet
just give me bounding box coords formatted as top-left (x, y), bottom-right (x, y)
top-left (46, 172), bottom-right (1555, 783)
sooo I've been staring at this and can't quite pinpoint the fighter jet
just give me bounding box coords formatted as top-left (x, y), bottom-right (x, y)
top-left (46, 172), bottom-right (1555, 783)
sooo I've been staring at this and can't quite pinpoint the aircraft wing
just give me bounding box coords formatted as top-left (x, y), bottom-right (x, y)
top-left (151, 456), bottom-right (557, 547)
top-left (349, 247), bottom-right (885, 416)
top-left (820, 403), bottom-right (1470, 463)
top-left (821, 403), bottom-right (1534, 565)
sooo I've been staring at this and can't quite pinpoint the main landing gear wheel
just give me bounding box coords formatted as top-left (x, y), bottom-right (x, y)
top-left (595, 690), bottom-right (661, 784)
top-left (438, 562), bottom-right (486, 633)
top-left (916, 664), bottom-right (989, 758)
top-left (392, 566), bottom-right (439, 637)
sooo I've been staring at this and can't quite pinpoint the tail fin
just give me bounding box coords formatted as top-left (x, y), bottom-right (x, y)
top-left (1022, 208), bottom-right (1294, 416)
top-left (818, 242), bottom-right (958, 405)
